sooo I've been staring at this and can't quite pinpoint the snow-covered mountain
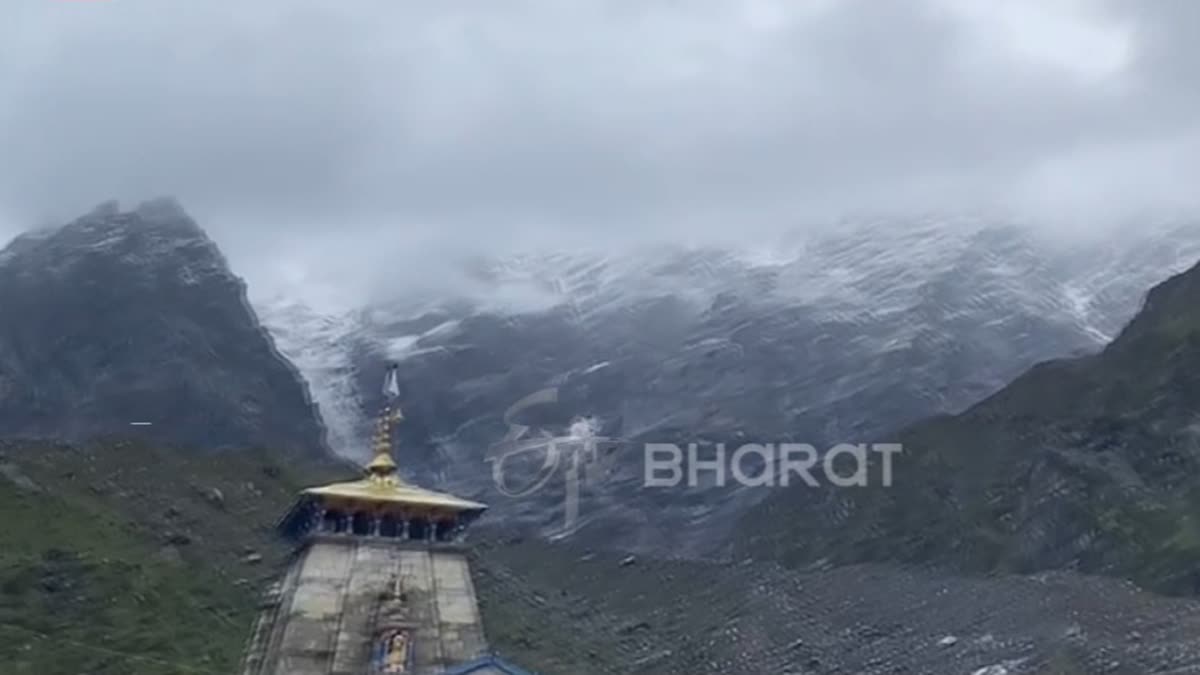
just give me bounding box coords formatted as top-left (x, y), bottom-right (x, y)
top-left (254, 216), bottom-right (1200, 556)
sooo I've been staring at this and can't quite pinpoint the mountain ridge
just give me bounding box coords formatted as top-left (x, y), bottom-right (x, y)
top-left (737, 252), bottom-right (1200, 595)
top-left (255, 217), bottom-right (1200, 557)
top-left (0, 198), bottom-right (330, 456)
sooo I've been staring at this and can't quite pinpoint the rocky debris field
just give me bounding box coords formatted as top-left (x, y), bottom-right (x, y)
top-left (474, 533), bottom-right (1200, 674)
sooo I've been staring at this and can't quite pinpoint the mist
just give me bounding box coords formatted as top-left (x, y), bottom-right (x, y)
top-left (2, 0), bottom-right (1198, 307)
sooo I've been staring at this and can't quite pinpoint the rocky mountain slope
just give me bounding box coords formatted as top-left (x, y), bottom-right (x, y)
top-left (256, 217), bottom-right (1200, 557)
top-left (738, 252), bottom-right (1200, 596)
top-left (0, 199), bottom-right (328, 455)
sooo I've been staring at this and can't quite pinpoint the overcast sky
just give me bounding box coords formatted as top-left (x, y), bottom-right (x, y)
top-left (2, 0), bottom-right (1198, 300)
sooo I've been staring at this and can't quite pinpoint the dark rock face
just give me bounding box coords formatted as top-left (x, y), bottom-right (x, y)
top-left (0, 198), bottom-right (329, 455)
top-left (737, 255), bottom-right (1200, 595)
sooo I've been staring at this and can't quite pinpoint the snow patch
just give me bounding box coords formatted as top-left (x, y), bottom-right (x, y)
top-left (385, 336), bottom-right (421, 360)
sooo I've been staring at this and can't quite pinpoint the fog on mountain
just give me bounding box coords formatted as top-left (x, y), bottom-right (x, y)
top-left (6, 1), bottom-right (1200, 674)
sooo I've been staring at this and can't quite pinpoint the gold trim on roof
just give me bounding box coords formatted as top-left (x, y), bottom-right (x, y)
top-left (303, 480), bottom-right (486, 511)
top-left (366, 452), bottom-right (399, 475)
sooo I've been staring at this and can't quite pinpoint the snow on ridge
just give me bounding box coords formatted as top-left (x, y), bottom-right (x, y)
top-left (251, 216), bottom-right (1200, 459)
top-left (0, 199), bottom-right (230, 289)
top-left (253, 294), bottom-right (367, 458)
top-left (254, 292), bottom-right (473, 458)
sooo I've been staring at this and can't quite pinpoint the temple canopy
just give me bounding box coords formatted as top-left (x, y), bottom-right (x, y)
top-left (277, 364), bottom-right (486, 541)
top-left (302, 475), bottom-right (487, 512)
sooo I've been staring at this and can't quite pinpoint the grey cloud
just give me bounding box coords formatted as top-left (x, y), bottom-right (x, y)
top-left (1, 0), bottom-right (1198, 281)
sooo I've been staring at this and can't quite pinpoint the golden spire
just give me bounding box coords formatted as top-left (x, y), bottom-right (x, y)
top-left (366, 363), bottom-right (404, 485)
top-left (365, 404), bottom-right (403, 484)
top-left (280, 363), bottom-right (487, 519)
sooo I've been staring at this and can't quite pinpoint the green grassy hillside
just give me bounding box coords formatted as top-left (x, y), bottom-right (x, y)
top-left (0, 440), bottom-right (336, 674)
top-left (0, 440), bottom-right (653, 674)
top-left (7, 439), bottom-right (1200, 674)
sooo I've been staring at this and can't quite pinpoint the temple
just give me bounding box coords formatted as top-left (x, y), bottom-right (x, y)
top-left (240, 365), bottom-right (534, 675)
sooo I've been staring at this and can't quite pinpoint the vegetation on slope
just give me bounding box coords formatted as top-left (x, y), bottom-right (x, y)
top-left (0, 440), bottom-right (642, 674)
top-left (0, 440), bottom-right (338, 674)
top-left (5, 438), bottom-right (1200, 673)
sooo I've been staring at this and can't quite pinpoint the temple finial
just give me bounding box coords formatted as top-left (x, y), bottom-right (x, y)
top-left (366, 364), bottom-right (404, 483)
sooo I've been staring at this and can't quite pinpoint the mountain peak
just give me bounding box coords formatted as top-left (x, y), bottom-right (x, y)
top-left (86, 199), bottom-right (121, 219)
top-left (0, 200), bottom-right (330, 456)
top-left (132, 195), bottom-right (189, 221)
top-left (1, 198), bottom-right (230, 291)
top-left (21, 197), bottom-right (207, 241)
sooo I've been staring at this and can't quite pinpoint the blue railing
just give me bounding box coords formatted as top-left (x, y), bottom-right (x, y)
top-left (440, 653), bottom-right (538, 675)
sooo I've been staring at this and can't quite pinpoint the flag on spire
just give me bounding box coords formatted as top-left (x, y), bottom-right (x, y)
top-left (383, 363), bottom-right (401, 400)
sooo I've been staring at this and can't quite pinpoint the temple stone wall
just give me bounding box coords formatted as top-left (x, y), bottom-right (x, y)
top-left (241, 537), bottom-right (489, 675)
